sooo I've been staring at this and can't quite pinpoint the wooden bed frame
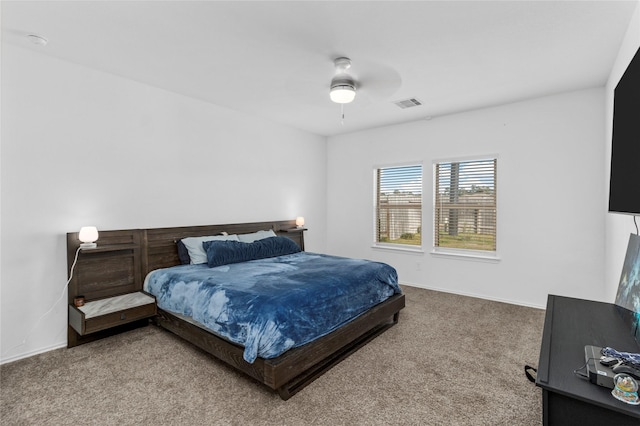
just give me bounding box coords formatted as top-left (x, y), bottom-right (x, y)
top-left (67, 219), bottom-right (405, 399)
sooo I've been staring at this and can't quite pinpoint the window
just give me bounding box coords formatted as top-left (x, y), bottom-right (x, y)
top-left (434, 158), bottom-right (497, 253)
top-left (374, 164), bottom-right (422, 248)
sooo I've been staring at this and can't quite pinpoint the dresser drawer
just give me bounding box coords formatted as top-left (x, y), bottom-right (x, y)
top-left (69, 292), bottom-right (156, 336)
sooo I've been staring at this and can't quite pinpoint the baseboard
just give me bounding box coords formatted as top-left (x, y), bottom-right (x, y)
top-left (0, 341), bottom-right (67, 366)
top-left (399, 281), bottom-right (546, 310)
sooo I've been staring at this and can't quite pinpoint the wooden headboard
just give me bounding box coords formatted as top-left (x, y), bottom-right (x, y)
top-left (66, 219), bottom-right (304, 304)
top-left (142, 219), bottom-right (304, 275)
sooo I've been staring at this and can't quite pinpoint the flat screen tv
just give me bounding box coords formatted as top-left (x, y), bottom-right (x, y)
top-left (609, 46), bottom-right (640, 215)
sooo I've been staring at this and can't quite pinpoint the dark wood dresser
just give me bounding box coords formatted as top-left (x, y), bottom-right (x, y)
top-left (536, 295), bottom-right (640, 425)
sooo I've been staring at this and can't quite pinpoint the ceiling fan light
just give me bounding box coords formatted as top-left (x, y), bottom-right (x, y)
top-left (330, 84), bottom-right (356, 104)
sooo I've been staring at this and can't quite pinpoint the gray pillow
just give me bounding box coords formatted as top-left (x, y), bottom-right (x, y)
top-left (237, 229), bottom-right (277, 243)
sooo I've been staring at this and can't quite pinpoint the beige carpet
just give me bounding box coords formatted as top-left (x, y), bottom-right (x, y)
top-left (1, 286), bottom-right (545, 425)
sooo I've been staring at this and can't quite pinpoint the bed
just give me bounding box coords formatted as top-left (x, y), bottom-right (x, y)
top-left (66, 219), bottom-right (405, 399)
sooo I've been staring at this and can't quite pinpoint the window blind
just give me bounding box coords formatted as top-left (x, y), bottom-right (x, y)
top-left (434, 159), bottom-right (497, 251)
top-left (375, 165), bottom-right (422, 247)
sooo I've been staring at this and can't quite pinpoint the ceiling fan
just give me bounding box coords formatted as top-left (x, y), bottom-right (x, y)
top-left (327, 56), bottom-right (402, 105)
top-left (330, 57), bottom-right (357, 104)
top-left (285, 55), bottom-right (401, 110)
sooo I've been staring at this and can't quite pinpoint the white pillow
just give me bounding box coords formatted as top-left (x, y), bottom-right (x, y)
top-left (182, 234), bottom-right (240, 264)
top-left (237, 229), bottom-right (277, 243)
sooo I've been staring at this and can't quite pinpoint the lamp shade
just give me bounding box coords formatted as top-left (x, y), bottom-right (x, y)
top-left (79, 226), bottom-right (99, 249)
top-left (330, 85), bottom-right (356, 104)
top-left (330, 74), bottom-right (356, 104)
top-left (295, 217), bottom-right (305, 228)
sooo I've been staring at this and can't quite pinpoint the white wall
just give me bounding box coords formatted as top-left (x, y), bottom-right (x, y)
top-left (604, 1), bottom-right (640, 301)
top-left (327, 88), bottom-right (606, 309)
top-left (0, 45), bottom-right (327, 363)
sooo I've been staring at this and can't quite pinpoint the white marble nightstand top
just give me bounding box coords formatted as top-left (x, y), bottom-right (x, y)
top-left (78, 292), bottom-right (155, 319)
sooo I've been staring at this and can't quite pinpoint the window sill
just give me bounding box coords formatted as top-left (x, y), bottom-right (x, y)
top-left (430, 248), bottom-right (501, 263)
top-left (372, 244), bottom-right (424, 254)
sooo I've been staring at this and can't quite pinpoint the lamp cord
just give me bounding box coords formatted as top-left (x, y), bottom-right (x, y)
top-left (634, 215), bottom-right (638, 236)
top-left (1, 247), bottom-right (81, 359)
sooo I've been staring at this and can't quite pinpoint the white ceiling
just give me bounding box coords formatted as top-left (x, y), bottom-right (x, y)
top-left (2, 1), bottom-right (637, 137)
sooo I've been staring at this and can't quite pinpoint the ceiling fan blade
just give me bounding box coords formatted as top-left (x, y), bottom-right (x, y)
top-left (351, 59), bottom-right (402, 101)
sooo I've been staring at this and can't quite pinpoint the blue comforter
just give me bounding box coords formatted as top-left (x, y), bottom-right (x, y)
top-left (143, 252), bottom-right (400, 363)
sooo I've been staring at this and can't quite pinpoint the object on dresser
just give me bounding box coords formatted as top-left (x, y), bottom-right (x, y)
top-left (585, 345), bottom-right (617, 389)
top-left (613, 363), bottom-right (640, 380)
top-left (600, 356), bottom-right (619, 367)
top-left (602, 346), bottom-right (640, 365)
top-left (602, 346), bottom-right (640, 380)
top-left (614, 233), bottom-right (640, 343)
top-left (611, 373), bottom-right (640, 405)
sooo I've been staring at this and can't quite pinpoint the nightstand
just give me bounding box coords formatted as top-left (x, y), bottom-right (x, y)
top-left (280, 227), bottom-right (307, 250)
top-left (69, 292), bottom-right (156, 336)
top-left (66, 229), bottom-right (154, 347)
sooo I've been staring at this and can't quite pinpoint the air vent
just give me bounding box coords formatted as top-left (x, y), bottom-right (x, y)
top-left (394, 98), bottom-right (423, 109)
